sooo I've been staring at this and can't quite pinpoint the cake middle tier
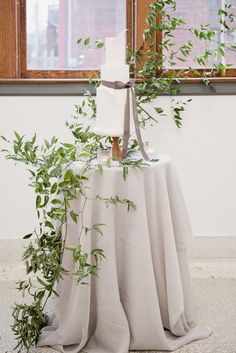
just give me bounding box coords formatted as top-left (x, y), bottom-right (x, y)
top-left (94, 85), bottom-right (134, 137)
top-left (101, 64), bottom-right (130, 82)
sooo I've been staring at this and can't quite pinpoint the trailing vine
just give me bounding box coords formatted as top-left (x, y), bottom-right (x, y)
top-left (1, 124), bottom-right (140, 351)
top-left (1, 0), bottom-right (236, 351)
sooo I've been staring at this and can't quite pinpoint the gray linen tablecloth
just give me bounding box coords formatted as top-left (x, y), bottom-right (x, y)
top-left (38, 155), bottom-right (212, 353)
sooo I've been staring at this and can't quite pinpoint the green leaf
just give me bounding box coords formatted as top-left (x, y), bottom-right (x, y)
top-left (41, 195), bottom-right (49, 208)
top-left (62, 143), bottom-right (74, 148)
top-left (36, 195), bottom-right (41, 208)
top-left (218, 46), bottom-right (225, 56)
top-left (77, 38), bottom-right (82, 44)
top-left (37, 276), bottom-right (49, 287)
top-left (45, 221), bottom-right (54, 230)
top-left (127, 200), bottom-right (137, 212)
top-left (70, 210), bottom-right (79, 224)
top-left (27, 169), bottom-right (35, 177)
top-left (51, 199), bottom-right (62, 205)
top-left (51, 182), bottom-right (57, 194)
top-left (14, 131), bottom-right (21, 140)
top-left (154, 107), bottom-right (164, 114)
top-left (91, 223), bottom-right (105, 236)
top-left (79, 151), bottom-right (93, 158)
top-left (123, 166), bottom-right (128, 181)
top-left (64, 169), bottom-right (73, 180)
top-left (97, 163), bottom-right (103, 174)
top-left (44, 139), bottom-right (50, 149)
top-left (23, 233), bottom-right (33, 239)
top-left (84, 37), bottom-right (90, 46)
top-left (95, 40), bottom-right (104, 48)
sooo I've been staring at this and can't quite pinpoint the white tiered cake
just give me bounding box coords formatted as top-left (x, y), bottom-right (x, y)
top-left (94, 30), bottom-right (133, 137)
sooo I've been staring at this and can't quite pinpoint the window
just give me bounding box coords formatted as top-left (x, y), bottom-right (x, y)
top-left (0, 0), bottom-right (236, 82)
top-left (0, 0), bottom-right (132, 80)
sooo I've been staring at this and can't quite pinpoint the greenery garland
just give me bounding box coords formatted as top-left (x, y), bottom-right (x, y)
top-left (1, 0), bottom-right (236, 351)
top-left (2, 121), bottom-right (144, 351)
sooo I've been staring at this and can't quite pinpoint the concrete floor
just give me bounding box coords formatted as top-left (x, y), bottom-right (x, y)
top-left (0, 278), bottom-right (236, 353)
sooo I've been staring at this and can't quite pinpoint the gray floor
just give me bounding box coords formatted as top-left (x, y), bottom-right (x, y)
top-left (0, 278), bottom-right (236, 353)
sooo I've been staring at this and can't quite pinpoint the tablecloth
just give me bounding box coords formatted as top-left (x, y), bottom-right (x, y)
top-left (38, 155), bottom-right (212, 353)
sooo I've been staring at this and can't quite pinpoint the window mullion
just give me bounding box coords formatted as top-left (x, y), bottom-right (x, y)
top-left (134, 0), bottom-right (158, 75)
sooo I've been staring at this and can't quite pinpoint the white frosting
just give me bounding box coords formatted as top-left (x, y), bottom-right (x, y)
top-left (94, 85), bottom-right (134, 137)
top-left (94, 86), bottom-right (126, 137)
top-left (101, 64), bottom-right (129, 82)
top-left (105, 30), bottom-right (127, 65)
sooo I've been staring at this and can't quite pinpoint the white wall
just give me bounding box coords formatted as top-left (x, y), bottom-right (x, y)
top-left (0, 95), bottom-right (235, 238)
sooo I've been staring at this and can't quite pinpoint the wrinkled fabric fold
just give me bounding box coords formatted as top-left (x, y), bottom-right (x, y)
top-left (38, 156), bottom-right (212, 353)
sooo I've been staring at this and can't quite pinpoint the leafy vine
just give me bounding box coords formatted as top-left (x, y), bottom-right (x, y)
top-left (1, 125), bottom-right (140, 351)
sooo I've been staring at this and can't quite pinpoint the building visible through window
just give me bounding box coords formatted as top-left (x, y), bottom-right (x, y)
top-left (26, 0), bottom-right (126, 71)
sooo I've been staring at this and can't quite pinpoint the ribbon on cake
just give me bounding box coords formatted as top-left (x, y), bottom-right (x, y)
top-left (101, 79), bottom-right (158, 162)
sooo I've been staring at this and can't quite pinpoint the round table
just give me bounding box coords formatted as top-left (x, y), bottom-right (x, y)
top-left (38, 155), bottom-right (211, 353)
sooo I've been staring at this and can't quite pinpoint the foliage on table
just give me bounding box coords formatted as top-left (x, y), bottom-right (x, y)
top-left (1, 0), bottom-right (236, 351)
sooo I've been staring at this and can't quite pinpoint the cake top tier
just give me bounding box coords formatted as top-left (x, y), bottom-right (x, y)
top-left (105, 29), bottom-right (127, 66)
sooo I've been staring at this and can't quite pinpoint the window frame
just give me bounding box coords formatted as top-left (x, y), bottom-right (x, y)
top-left (0, 0), bottom-right (236, 83)
top-left (0, 0), bottom-right (134, 81)
top-left (0, 0), bottom-right (17, 79)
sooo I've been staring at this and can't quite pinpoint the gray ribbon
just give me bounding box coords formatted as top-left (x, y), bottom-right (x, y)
top-left (101, 80), bottom-right (158, 162)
